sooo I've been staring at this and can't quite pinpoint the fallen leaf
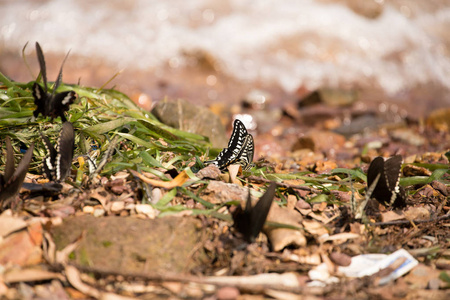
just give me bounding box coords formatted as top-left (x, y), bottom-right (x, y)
top-left (381, 210), bottom-right (404, 223)
top-left (404, 206), bottom-right (431, 221)
top-left (130, 169), bottom-right (190, 189)
top-left (0, 216), bottom-right (27, 238)
top-left (266, 204), bottom-right (306, 251)
top-left (0, 230), bottom-right (42, 266)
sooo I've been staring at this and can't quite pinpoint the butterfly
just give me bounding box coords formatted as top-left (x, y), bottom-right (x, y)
top-left (42, 122), bottom-right (75, 181)
top-left (232, 182), bottom-right (276, 242)
top-left (367, 155), bottom-right (406, 208)
top-left (206, 119), bottom-right (254, 171)
top-left (0, 137), bottom-right (34, 208)
top-left (32, 42), bottom-right (76, 122)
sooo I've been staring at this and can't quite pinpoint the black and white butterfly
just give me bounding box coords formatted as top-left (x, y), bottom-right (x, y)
top-left (0, 137), bottom-right (34, 208)
top-left (367, 155), bottom-right (406, 208)
top-left (32, 42), bottom-right (76, 122)
top-left (42, 122), bottom-right (75, 181)
top-left (206, 119), bottom-right (254, 171)
top-left (232, 182), bottom-right (276, 242)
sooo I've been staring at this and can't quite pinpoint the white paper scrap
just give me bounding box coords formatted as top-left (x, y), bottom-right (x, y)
top-left (338, 249), bottom-right (418, 285)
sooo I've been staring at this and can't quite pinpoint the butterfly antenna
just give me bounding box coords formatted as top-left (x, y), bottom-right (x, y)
top-left (52, 49), bottom-right (71, 95)
top-left (35, 42), bottom-right (48, 93)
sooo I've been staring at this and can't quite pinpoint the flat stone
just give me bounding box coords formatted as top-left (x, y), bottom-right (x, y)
top-left (51, 215), bottom-right (206, 274)
top-left (152, 98), bottom-right (227, 148)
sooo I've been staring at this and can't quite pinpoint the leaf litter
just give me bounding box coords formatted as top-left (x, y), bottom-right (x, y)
top-left (0, 50), bottom-right (450, 299)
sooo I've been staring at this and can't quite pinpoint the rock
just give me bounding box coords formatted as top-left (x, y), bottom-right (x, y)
top-left (216, 286), bottom-right (240, 300)
top-left (51, 215), bottom-right (206, 274)
top-left (391, 128), bottom-right (426, 147)
top-left (299, 88), bottom-right (358, 108)
top-left (329, 252), bottom-right (352, 266)
top-left (291, 130), bottom-right (346, 153)
top-left (152, 98), bottom-right (227, 148)
top-left (426, 108), bottom-right (450, 132)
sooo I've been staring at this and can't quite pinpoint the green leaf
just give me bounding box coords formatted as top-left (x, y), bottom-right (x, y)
top-left (155, 188), bottom-right (177, 207)
top-left (82, 118), bottom-right (135, 135)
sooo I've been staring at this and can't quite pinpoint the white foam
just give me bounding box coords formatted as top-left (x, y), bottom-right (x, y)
top-left (1, 0), bottom-right (449, 97)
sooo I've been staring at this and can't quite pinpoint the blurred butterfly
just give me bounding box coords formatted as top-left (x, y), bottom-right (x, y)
top-left (232, 182), bottom-right (276, 242)
top-left (32, 42), bottom-right (76, 122)
top-left (42, 122), bottom-right (75, 181)
top-left (206, 119), bottom-right (254, 171)
top-left (0, 137), bottom-right (34, 208)
top-left (367, 155), bottom-right (406, 208)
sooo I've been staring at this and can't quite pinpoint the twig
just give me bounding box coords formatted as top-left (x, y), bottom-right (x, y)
top-left (247, 176), bottom-right (324, 194)
top-left (369, 212), bottom-right (450, 227)
top-left (67, 263), bottom-right (327, 295)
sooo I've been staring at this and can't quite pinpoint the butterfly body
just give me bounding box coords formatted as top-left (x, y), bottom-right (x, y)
top-left (206, 119), bottom-right (254, 171)
top-left (32, 42), bottom-right (76, 122)
top-left (367, 155), bottom-right (406, 208)
top-left (42, 122), bottom-right (75, 181)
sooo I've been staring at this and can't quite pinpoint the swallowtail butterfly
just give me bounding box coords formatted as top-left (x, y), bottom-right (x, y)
top-left (206, 119), bottom-right (254, 171)
top-left (32, 42), bottom-right (76, 122)
top-left (232, 182), bottom-right (276, 242)
top-left (367, 155), bottom-right (406, 208)
top-left (0, 137), bottom-right (34, 208)
top-left (42, 122), bottom-right (75, 181)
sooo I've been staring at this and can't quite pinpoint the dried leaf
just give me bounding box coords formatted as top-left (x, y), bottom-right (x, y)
top-left (130, 169), bottom-right (189, 189)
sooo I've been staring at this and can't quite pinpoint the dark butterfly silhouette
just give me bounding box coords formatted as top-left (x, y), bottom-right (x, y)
top-left (232, 182), bottom-right (276, 242)
top-left (367, 155), bottom-right (406, 208)
top-left (42, 122), bottom-right (75, 181)
top-left (206, 119), bottom-right (254, 171)
top-left (32, 42), bottom-right (76, 122)
top-left (0, 137), bottom-right (34, 208)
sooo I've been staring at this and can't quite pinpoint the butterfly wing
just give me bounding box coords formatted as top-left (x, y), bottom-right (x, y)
top-left (3, 136), bottom-right (15, 182)
top-left (0, 143), bottom-right (34, 206)
top-left (32, 82), bottom-right (48, 119)
top-left (35, 42), bottom-right (48, 93)
top-left (367, 156), bottom-right (406, 207)
top-left (383, 155), bottom-right (406, 207)
top-left (367, 156), bottom-right (391, 206)
top-left (248, 182), bottom-right (276, 241)
top-left (236, 134), bottom-right (254, 171)
top-left (55, 122), bottom-right (75, 181)
top-left (228, 119), bottom-right (248, 153)
top-left (205, 119), bottom-right (249, 170)
top-left (52, 50), bottom-right (71, 95)
top-left (42, 134), bottom-right (58, 180)
top-left (51, 91), bottom-right (76, 122)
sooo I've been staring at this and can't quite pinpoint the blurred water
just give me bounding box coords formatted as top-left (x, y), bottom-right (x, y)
top-left (1, 0), bottom-right (449, 106)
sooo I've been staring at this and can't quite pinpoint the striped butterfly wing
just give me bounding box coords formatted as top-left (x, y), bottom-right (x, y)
top-left (206, 119), bottom-right (249, 170)
top-left (383, 155), bottom-right (406, 207)
top-left (367, 155), bottom-right (406, 208)
top-left (42, 122), bottom-right (75, 181)
top-left (42, 135), bottom-right (58, 180)
top-left (236, 134), bottom-right (254, 171)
